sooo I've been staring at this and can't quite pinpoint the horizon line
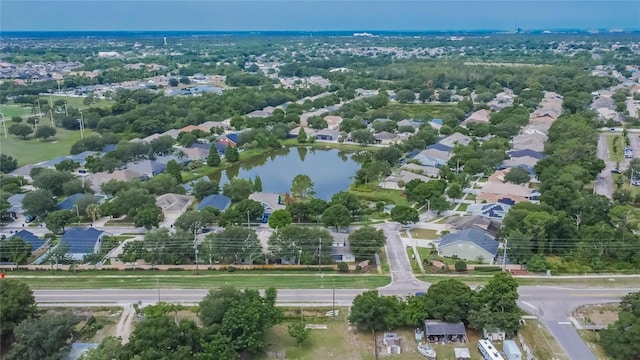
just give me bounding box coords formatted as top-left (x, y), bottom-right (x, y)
top-left (2, 28), bottom-right (639, 33)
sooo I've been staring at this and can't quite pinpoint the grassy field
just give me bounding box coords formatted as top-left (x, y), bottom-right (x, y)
top-left (381, 103), bottom-right (455, 119)
top-left (519, 319), bottom-right (570, 360)
top-left (406, 247), bottom-right (422, 273)
top-left (0, 127), bottom-right (96, 166)
top-left (409, 228), bottom-right (439, 239)
top-left (606, 135), bottom-right (625, 163)
top-left (350, 188), bottom-right (410, 206)
top-left (577, 330), bottom-right (611, 360)
top-left (0, 104), bottom-right (31, 118)
top-left (47, 95), bottom-right (114, 110)
top-left (8, 273), bottom-right (392, 290)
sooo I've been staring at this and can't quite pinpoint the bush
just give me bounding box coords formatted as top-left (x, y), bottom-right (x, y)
top-left (227, 265), bottom-right (236, 273)
top-left (526, 254), bottom-right (548, 272)
top-left (454, 260), bottom-right (467, 272)
top-left (337, 262), bottom-right (349, 273)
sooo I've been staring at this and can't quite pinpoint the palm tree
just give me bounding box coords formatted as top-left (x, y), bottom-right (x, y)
top-left (86, 203), bottom-right (101, 223)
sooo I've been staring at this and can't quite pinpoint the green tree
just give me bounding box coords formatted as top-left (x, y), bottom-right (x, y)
top-left (0, 280), bottom-right (36, 345)
top-left (174, 210), bottom-right (208, 235)
top-left (390, 205), bottom-right (419, 225)
top-left (54, 159), bottom-right (80, 172)
top-left (35, 125), bottom-right (56, 139)
top-left (44, 210), bottom-right (76, 234)
top-left (322, 204), bottom-right (351, 231)
top-left (198, 287), bottom-right (283, 355)
top-left (11, 116), bottom-right (22, 123)
top-left (165, 159), bottom-right (183, 184)
top-left (209, 226), bottom-right (262, 264)
top-left (504, 167), bottom-right (531, 184)
top-left (253, 175), bottom-right (263, 192)
top-left (0, 154), bottom-right (18, 173)
top-left (79, 336), bottom-right (123, 360)
top-left (373, 147), bottom-right (403, 166)
top-left (350, 129), bottom-right (376, 145)
top-left (600, 291), bottom-right (640, 360)
top-left (85, 203), bottom-right (101, 223)
top-left (8, 124), bottom-right (33, 139)
top-left (268, 209), bottom-right (292, 230)
top-left (207, 147), bottom-right (221, 166)
top-left (423, 279), bottom-right (475, 323)
top-left (224, 146), bottom-right (240, 162)
top-left (192, 180), bottom-right (219, 200)
top-left (396, 89), bottom-right (416, 103)
top-left (348, 226), bottom-right (386, 259)
top-left (7, 311), bottom-right (78, 360)
top-left (297, 127), bottom-right (308, 143)
top-left (119, 316), bottom-right (200, 359)
top-left (32, 169), bottom-right (75, 196)
top-left (290, 174), bottom-right (315, 199)
top-left (235, 199), bottom-right (265, 222)
top-left (288, 322), bottom-right (309, 346)
top-left (108, 187), bottom-right (156, 218)
top-left (0, 237), bottom-right (32, 270)
top-left (455, 260), bottom-right (467, 272)
top-left (268, 225), bottom-right (333, 265)
top-left (222, 178), bottom-right (253, 201)
top-left (446, 182), bottom-right (463, 200)
top-left (134, 205), bottom-right (164, 230)
top-left (469, 272), bottom-right (522, 337)
top-left (348, 291), bottom-right (405, 332)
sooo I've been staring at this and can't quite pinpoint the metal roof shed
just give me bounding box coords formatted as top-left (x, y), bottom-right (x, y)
top-left (502, 340), bottom-right (522, 360)
top-left (424, 320), bottom-right (468, 342)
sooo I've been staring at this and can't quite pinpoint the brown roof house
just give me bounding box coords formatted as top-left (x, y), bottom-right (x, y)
top-left (477, 181), bottom-right (536, 204)
top-left (461, 109), bottom-right (491, 126)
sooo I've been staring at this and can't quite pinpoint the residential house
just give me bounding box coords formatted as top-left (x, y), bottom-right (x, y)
top-left (10, 164), bottom-right (42, 180)
top-left (413, 151), bottom-right (448, 168)
top-left (181, 146), bottom-right (209, 161)
top-left (428, 118), bottom-right (444, 130)
top-left (477, 181), bottom-right (535, 203)
top-left (401, 163), bottom-right (441, 178)
top-left (88, 170), bottom-right (144, 194)
top-left (199, 120), bottom-right (230, 132)
top-left (439, 132), bottom-right (472, 148)
top-left (380, 170), bottom-right (432, 190)
top-left (8, 230), bottom-right (47, 253)
top-left (60, 227), bottom-right (106, 261)
top-left (502, 156), bottom-right (541, 168)
top-left (288, 126), bottom-right (315, 139)
top-left (314, 128), bottom-right (341, 141)
top-left (56, 193), bottom-right (103, 212)
top-left (397, 119), bottom-right (420, 130)
top-left (331, 232), bottom-right (356, 262)
top-left (155, 193), bottom-right (194, 216)
top-left (124, 160), bottom-right (166, 178)
top-left (7, 193), bottom-right (25, 219)
top-left (248, 192), bottom-right (286, 222)
top-left (507, 149), bottom-right (545, 160)
top-left (447, 215), bottom-right (501, 236)
top-left (161, 129), bottom-right (181, 139)
top-left (466, 202), bottom-right (512, 221)
top-left (511, 133), bottom-right (547, 152)
top-left (197, 194), bottom-right (232, 212)
top-left (374, 131), bottom-right (400, 145)
top-left (142, 133), bottom-right (163, 143)
top-left (437, 228), bottom-right (499, 264)
top-left (323, 115), bottom-right (343, 130)
top-left (247, 109), bottom-right (272, 118)
top-left (461, 109), bottom-right (491, 126)
top-left (521, 123), bottom-right (551, 136)
top-left (179, 124), bottom-right (208, 133)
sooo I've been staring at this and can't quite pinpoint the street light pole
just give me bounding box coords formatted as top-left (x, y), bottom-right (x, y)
top-left (502, 239), bottom-right (508, 271)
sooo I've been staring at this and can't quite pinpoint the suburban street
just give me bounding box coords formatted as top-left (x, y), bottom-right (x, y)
top-left (595, 133), bottom-right (616, 198)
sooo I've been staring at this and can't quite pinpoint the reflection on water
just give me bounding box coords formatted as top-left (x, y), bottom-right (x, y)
top-left (212, 146), bottom-right (362, 200)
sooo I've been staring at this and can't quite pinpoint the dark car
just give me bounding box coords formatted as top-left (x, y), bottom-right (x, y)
top-left (25, 215), bottom-right (36, 223)
top-left (611, 168), bottom-right (622, 174)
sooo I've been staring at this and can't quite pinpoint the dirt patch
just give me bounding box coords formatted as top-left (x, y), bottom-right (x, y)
top-left (574, 304), bottom-right (619, 326)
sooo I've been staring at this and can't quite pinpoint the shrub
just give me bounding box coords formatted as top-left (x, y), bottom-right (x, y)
top-left (227, 265), bottom-right (236, 273)
top-left (337, 262), bottom-right (349, 273)
top-left (454, 260), bottom-right (467, 272)
top-left (526, 254), bottom-right (548, 272)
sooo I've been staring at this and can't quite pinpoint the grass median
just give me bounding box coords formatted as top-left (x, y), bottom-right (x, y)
top-left (417, 274), bottom-right (640, 287)
top-left (8, 272), bottom-right (391, 290)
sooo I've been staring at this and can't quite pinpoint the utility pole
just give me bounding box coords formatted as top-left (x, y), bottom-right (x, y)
top-left (78, 112), bottom-right (85, 139)
top-left (63, 101), bottom-right (68, 116)
top-left (194, 229), bottom-right (199, 275)
top-left (48, 88), bottom-right (55, 127)
top-left (156, 278), bottom-right (160, 302)
top-left (246, 210), bottom-right (250, 229)
top-left (502, 239), bottom-right (508, 271)
top-left (332, 277), bottom-right (335, 317)
top-left (0, 111), bottom-right (6, 139)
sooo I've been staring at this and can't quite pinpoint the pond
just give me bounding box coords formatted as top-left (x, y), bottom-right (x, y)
top-left (208, 147), bottom-right (362, 200)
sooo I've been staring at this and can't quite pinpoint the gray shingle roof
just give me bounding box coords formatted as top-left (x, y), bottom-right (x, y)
top-left (439, 228), bottom-right (499, 256)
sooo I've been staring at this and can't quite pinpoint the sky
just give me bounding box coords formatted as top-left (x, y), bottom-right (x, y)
top-left (1, 0), bottom-right (639, 32)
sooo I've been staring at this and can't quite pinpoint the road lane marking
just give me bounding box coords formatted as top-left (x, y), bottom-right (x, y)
top-left (557, 322), bottom-right (572, 325)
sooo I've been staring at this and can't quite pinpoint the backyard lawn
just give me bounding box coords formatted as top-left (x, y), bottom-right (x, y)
top-left (1, 127), bottom-right (96, 165)
top-left (351, 188), bottom-right (409, 206)
top-left (47, 95), bottom-right (114, 110)
top-left (409, 228), bottom-right (439, 239)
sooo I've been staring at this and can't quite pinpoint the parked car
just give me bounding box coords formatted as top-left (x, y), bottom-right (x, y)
top-left (25, 215), bottom-right (36, 223)
top-left (612, 168), bottom-right (622, 174)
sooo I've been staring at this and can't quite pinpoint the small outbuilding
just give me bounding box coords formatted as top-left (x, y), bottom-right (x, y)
top-left (454, 347), bottom-right (471, 360)
top-left (503, 340), bottom-right (522, 360)
top-left (483, 328), bottom-right (506, 342)
top-left (424, 320), bottom-right (468, 343)
top-left (382, 333), bottom-right (401, 355)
